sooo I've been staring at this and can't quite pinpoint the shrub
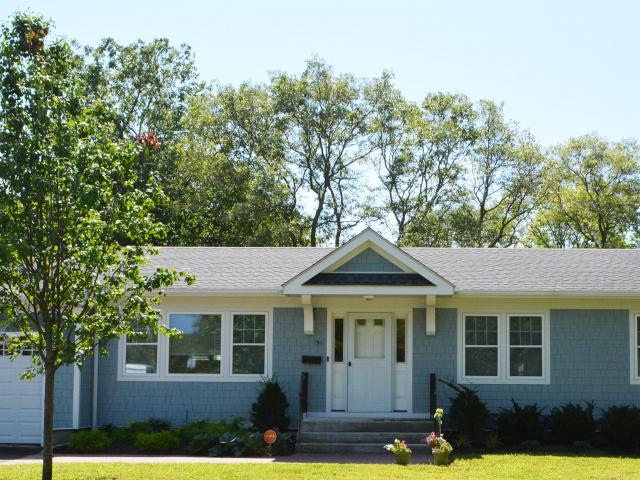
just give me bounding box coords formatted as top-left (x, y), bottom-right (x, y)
top-left (486, 433), bottom-right (502, 451)
top-left (134, 430), bottom-right (181, 453)
top-left (250, 378), bottom-right (290, 432)
top-left (520, 439), bottom-right (542, 451)
top-left (496, 400), bottom-right (543, 446)
top-left (208, 431), bottom-right (267, 457)
top-left (177, 420), bottom-right (227, 442)
top-left (548, 402), bottom-right (596, 444)
top-left (187, 433), bottom-right (219, 455)
top-left (439, 379), bottom-right (489, 443)
top-left (68, 430), bottom-right (112, 453)
top-left (601, 405), bottom-right (640, 449)
top-left (109, 418), bottom-right (172, 445)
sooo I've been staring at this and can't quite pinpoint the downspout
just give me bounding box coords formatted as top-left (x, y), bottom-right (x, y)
top-left (91, 338), bottom-right (99, 429)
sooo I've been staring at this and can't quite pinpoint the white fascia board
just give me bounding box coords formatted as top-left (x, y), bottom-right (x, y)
top-left (282, 228), bottom-right (455, 295)
top-left (284, 285), bottom-right (454, 296)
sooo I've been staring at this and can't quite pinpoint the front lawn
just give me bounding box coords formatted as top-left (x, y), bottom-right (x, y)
top-left (1, 454), bottom-right (640, 480)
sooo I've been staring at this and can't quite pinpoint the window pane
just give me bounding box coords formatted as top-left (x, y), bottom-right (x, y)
top-left (355, 318), bottom-right (385, 359)
top-left (334, 318), bottom-right (344, 363)
top-left (465, 347), bottom-right (498, 376)
top-left (510, 347), bottom-right (542, 376)
top-left (233, 314), bottom-right (265, 344)
top-left (509, 316), bottom-right (542, 346)
top-left (233, 345), bottom-right (265, 374)
top-left (127, 323), bottom-right (157, 343)
top-left (169, 314), bottom-right (221, 374)
top-left (396, 318), bottom-right (406, 363)
top-left (125, 345), bottom-right (157, 374)
top-left (465, 316), bottom-right (498, 346)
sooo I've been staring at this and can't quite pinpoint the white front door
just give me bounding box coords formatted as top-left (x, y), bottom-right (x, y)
top-left (347, 313), bottom-right (392, 412)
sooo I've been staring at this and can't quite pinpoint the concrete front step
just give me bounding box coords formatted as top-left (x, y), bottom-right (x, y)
top-left (301, 431), bottom-right (426, 444)
top-left (297, 442), bottom-right (431, 454)
top-left (300, 419), bottom-right (433, 433)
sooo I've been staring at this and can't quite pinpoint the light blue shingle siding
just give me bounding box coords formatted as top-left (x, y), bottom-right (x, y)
top-left (79, 355), bottom-right (93, 428)
top-left (53, 364), bottom-right (74, 429)
top-left (96, 307), bottom-right (326, 428)
top-left (97, 340), bottom-right (261, 427)
top-left (335, 248), bottom-right (403, 273)
top-left (413, 308), bottom-right (640, 415)
top-left (272, 307), bottom-right (327, 427)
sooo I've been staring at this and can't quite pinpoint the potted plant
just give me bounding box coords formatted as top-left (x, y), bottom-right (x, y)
top-left (384, 438), bottom-right (412, 465)
top-left (422, 432), bottom-right (453, 466)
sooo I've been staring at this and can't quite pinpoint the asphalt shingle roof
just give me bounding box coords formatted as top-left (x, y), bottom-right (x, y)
top-left (148, 246), bottom-right (640, 295)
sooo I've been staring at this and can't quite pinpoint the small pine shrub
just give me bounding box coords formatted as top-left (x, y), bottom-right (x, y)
top-left (440, 379), bottom-right (489, 443)
top-left (601, 405), bottom-right (640, 449)
top-left (250, 378), bottom-right (290, 432)
top-left (134, 430), bottom-right (181, 453)
top-left (68, 430), bottom-right (112, 453)
top-left (548, 402), bottom-right (596, 444)
top-left (496, 400), bottom-right (543, 446)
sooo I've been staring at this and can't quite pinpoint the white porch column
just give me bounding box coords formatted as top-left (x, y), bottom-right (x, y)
top-left (302, 294), bottom-right (314, 335)
top-left (425, 295), bottom-right (436, 336)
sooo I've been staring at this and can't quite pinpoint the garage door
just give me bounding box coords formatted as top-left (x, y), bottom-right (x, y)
top-left (0, 336), bottom-right (42, 444)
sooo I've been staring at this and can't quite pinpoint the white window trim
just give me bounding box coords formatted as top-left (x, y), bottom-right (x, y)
top-left (457, 311), bottom-right (550, 385)
top-left (121, 330), bottom-right (160, 378)
top-left (230, 311), bottom-right (270, 378)
top-left (630, 312), bottom-right (640, 385)
top-left (118, 310), bottom-right (272, 383)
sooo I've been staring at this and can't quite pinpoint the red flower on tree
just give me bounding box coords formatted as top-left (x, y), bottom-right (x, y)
top-left (134, 130), bottom-right (160, 151)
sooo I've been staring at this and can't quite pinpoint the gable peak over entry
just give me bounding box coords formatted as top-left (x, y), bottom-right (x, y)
top-left (282, 228), bottom-right (454, 336)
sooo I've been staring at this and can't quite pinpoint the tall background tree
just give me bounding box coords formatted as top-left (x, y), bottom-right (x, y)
top-left (528, 135), bottom-right (640, 248)
top-left (0, 15), bottom-right (191, 480)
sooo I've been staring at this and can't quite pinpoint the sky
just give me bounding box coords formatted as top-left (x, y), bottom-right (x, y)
top-left (1, 0), bottom-right (638, 147)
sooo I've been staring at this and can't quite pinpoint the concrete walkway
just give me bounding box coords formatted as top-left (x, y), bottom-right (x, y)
top-left (1, 452), bottom-right (434, 466)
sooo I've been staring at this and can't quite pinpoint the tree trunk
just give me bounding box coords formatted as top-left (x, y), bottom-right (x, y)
top-left (42, 365), bottom-right (55, 480)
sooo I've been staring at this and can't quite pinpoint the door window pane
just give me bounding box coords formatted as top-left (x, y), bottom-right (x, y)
top-left (355, 318), bottom-right (385, 359)
top-left (232, 314), bottom-right (266, 375)
top-left (169, 314), bottom-right (222, 374)
top-left (334, 318), bottom-right (344, 363)
top-left (508, 316), bottom-right (543, 377)
top-left (396, 318), bottom-right (406, 363)
top-left (464, 315), bottom-right (498, 377)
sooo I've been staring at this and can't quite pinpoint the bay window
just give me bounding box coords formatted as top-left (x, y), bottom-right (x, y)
top-left (460, 312), bottom-right (548, 384)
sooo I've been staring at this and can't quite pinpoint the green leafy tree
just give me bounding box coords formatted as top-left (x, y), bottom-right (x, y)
top-left (529, 135), bottom-right (640, 248)
top-left (369, 84), bottom-right (476, 244)
top-left (422, 100), bottom-right (543, 247)
top-left (85, 37), bottom-right (203, 186)
top-left (0, 15), bottom-right (192, 480)
top-left (271, 59), bottom-right (377, 246)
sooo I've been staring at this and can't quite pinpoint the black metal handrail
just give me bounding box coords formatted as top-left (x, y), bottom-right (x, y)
top-left (298, 371), bottom-right (309, 430)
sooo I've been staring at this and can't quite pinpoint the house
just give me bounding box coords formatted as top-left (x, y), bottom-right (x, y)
top-left (2, 228), bottom-right (640, 446)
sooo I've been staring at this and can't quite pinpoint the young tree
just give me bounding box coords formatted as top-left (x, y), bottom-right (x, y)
top-left (529, 135), bottom-right (640, 248)
top-left (0, 15), bottom-right (192, 480)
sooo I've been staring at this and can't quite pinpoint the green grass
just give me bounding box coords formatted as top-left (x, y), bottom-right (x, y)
top-left (1, 454), bottom-right (640, 480)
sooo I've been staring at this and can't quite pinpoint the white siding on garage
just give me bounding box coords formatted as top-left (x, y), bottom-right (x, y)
top-left (0, 355), bottom-right (42, 444)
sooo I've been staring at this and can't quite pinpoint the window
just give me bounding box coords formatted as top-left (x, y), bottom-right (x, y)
top-left (232, 314), bottom-right (266, 375)
top-left (119, 311), bottom-right (270, 381)
top-left (459, 312), bottom-right (549, 384)
top-left (334, 318), bottom-right (344, 363)
top-left (464, 315), bottom-right (498, 377)
top-left (124, 323), bottom-right (158, 375)
top-left (509, 315), bottom-right (543, 377)
top-left (396, 318), bottom-right (406, 363)
top-left (169, 314), bottom-right (221, 374)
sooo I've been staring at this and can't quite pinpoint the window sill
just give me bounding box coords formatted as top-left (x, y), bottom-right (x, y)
top-left (458, 376), bottom-right (550, 385)
top-left (117, 373), bottom-right (265, 383)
